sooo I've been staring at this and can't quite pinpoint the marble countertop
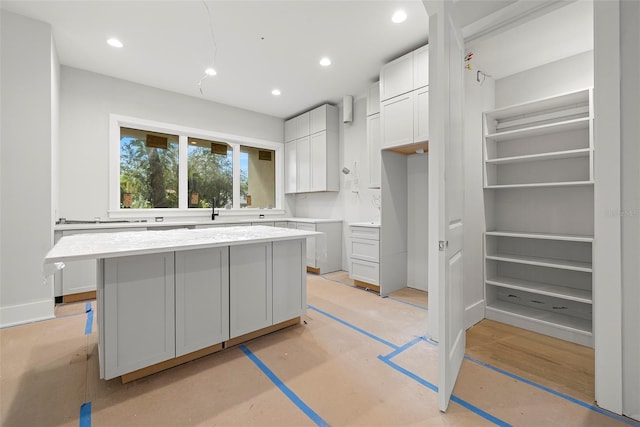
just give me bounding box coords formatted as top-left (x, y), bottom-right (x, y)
top-left (54, 217), bottom-right (343, 231)
top-left (45, 226), bottom-right (321, 263)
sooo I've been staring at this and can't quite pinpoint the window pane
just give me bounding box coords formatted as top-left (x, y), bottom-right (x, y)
top-left (120, 128), bottom-right (179, 208)
top-left (240, 146), bottom-right (275, 208)
top-left (188, 138), bottom-right (233, 208)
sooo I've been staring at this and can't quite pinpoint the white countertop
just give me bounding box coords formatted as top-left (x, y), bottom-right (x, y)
top-left (54, 217), bottom-right (342, 231)
top-left (45, 226), bottom-right (321, 263)
top-left (349, 222), bottom-right (381, 228)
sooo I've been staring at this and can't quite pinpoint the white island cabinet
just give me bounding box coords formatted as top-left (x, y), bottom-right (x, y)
top-left (46, 226), bottom-right (319, 381)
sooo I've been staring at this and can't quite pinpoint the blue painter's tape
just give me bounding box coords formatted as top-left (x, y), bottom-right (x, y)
top-left (377, 355), bottom-right (438, 392)
top-left (84, 309), bottom-right (93, 335)
top-left (464, 355), bottom-right (640, 427)
top-left (378, 356), bottom-right (511, 426)
top-left (79, 402), bottom-right (91, 427)
top-left (307, 305), bottom-right (398, 350)
top-left (240, 345), bottom-right (330, 427)
top-left (85, 302), bottom-right (92, 313)
top-left (382, 336), bottom-right (426, 360)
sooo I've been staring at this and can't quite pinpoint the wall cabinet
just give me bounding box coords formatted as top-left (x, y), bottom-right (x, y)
top-left (379, 45), bottom-right (429, 150)
top-left (284, 104), bottom-right (339, 194)
top-left (482, 88), bottom-right (594, 347)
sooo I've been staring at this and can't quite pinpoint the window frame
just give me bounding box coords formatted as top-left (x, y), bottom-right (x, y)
top-left (109, 114), bottom-right (284, 218)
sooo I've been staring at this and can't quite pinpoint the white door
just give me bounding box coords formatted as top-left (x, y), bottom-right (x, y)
top-left (425, 0), bottom-right (465, 412)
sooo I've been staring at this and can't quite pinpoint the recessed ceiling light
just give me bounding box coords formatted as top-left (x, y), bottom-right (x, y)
top-left (392, 10), bottom-right (407, 24)
top-left (319, 57), bottom-right (331, 67)
top-left (205, 68), bottom-right (217, 76)
top-left (271, 89), bottom-right (281, 96)
top-left (107, 38), bottom-right (123, 48)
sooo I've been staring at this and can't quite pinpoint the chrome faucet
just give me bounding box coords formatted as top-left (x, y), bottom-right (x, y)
top-left (211, 198), bottom-right (219, 220)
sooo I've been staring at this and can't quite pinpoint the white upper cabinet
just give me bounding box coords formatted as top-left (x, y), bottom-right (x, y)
top-left (380, 53), bottom-right (414, 101)
top-left (284, 140), bottom-right (297, 194)
top-left (310, 105), bottom-right (327, 134)
top-left (413, 45), bottom-right (429, 90)
top-left (379, 44), bottom-right (429, 149)
top-left (381, 91), bottom-right (415, 149)
top-left (284, 118), bottom-right (295, 143)
top-left (367, 82), bottom-right (381, 116)
top-left (284, 104), bottom-right (339, 193)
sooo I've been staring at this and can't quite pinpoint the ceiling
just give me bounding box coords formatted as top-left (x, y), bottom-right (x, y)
top-left (1, 0), bottom-right (592, 119)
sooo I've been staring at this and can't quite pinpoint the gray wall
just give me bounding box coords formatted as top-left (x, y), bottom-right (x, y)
top-left (59, 66), bottom-right (286, 220)
top-left (1, 11), bottom-right (57, 326)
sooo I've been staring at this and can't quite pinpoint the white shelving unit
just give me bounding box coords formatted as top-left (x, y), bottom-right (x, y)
top-left (482, 88), bottom-right (594, 347)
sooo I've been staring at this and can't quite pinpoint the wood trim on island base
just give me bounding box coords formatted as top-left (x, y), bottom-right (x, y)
top-left (120, 317), bottom-right (301, 383)
top-left (225, 317), bottom-right (301, 348)
top-left (354, 279), bottom-right (380, 293)
top-left (121, 343), bottom-right (224, 384)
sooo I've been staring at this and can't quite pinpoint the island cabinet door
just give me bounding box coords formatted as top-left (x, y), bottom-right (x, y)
top-left (229, 243), bottom-right (273, 338)
top-left (103, 252), bottom-right (175, 379)
top-left (273, 239), bottom-right (307, 324)
top-left (175, 247), bottom-right (229, 357)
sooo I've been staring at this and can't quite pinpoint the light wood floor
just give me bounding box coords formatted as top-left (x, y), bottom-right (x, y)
top-left (1, 272), bottom-right (635, 426)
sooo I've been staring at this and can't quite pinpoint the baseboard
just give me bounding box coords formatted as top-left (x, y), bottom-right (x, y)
top-left (464, 299), bottom-right (485, 330)
top-left (0, 298), bottom-right (55, 328)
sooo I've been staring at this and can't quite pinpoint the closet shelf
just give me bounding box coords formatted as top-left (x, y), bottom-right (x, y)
top-left (486, 276), bottom-right (592, 304)
top-left (486, 300), bottom-right (592, 335)
top-left (485, 148), bottom-right (591, 165)
top-left (484, 181), bottom-right (594, 189)
top-left (486, 253), bottom-right (592, 272)
top-left (485, 117), bottom-right (589, 142)
top-left (485, 89), bottom-right (590, 122)
top-left (485, 231), bottom-right (594, 242)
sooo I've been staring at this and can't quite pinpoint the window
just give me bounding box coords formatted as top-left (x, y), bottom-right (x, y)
top-left (110, 115), bottom-right (282, 216)
top-left (120, 128), bottom-right (179, 208)
top-left (240, 145), bottom-right (275, 208)
top-left (187, 138), bottom-right (233, 209)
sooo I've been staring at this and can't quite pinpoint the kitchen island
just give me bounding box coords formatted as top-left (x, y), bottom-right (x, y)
top-left (45, 226), bottom-right (320, 382)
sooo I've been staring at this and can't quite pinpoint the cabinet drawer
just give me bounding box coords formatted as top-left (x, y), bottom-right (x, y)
top-left (350, 226), bottom-right (380, 240)
top-left (295, 222), bottom-right (316, 232)
top-left (351, 238), bottom-right (379, 262)
top-left (350, 259), bottom-right (379, 285)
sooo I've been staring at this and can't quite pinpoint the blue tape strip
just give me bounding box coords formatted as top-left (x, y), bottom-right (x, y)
top-left (307, 305), bottom-right (398, 350)
top-left (378, 356), bottom-right (511, 426)
top-left (85, 302), bottom-right (91, 313)
top-left (464, 355), bottom-right (640, 427)
top-left (382, 336), bottom-right (426, 360)
top-left (79, 402), bottom-right (91, 427)
top-left (450, 395), bottom-right (512, 427)
top-left (240, 345), bottom-right (330, 427)
top-left (84, 307), bottom-right (93, 335)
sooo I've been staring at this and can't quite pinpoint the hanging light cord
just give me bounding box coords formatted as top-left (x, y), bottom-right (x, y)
top-left (198, 0), bottom-right (218, 95)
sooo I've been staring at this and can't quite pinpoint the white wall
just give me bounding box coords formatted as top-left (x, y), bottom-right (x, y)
top-left (621, 0), bottom-right (640, 419)
top-left (1, 11), bottom-right (57, 327)
top-left (407, 154), bottom-right (428, 291)
top-left (495, 50), bottom-right (593, 108)
top-left (59, 66), bottom-right (286, 220)
top-left (463, 69), bottom-right (495, 328)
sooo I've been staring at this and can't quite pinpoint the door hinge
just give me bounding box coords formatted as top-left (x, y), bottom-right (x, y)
top-left (438, 240), bottom-right (448, 251)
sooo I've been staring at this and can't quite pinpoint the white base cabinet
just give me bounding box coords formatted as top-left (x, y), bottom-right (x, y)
top-left (349, 224), bottom-right (381, 287)
top-left (294, 221), bottom-right (342, 273)
top-left (230, 243), bottom-right (273, 338)
top-left (175, 247), bottom-right (229, 357)
top-left (101, 252), bottom-right (176, 379)
top-left (98, 238), bottom-right (307, 379)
